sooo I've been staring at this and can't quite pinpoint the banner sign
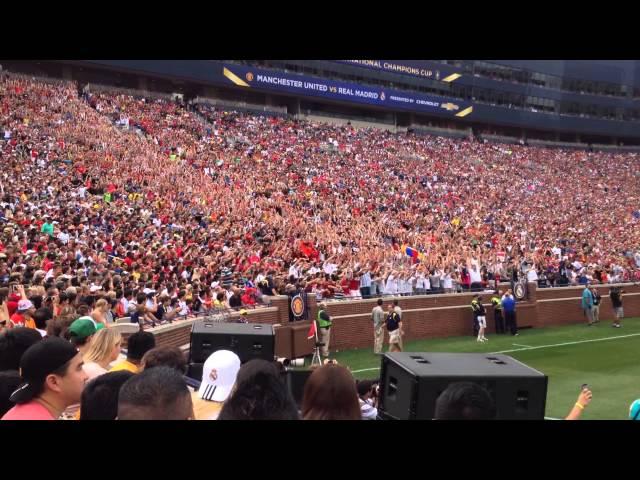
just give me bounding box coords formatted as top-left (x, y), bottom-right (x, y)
top-left (334, 60), bottom-right (463, 83)
top-left (222, 64), bottom-right (473, 118)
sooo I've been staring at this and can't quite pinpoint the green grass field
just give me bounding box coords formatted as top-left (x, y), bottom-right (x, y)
top-left (331, 318), bottom-right (640, 419)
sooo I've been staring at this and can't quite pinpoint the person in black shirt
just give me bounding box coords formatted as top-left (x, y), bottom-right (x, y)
top-left (385, 304), bottom-right (403, 352)
top-left (609, 287), bottom-right (624, 328)
top-left (228, 287), bottom-right (243, 309)
top-left (590, 287), bottom-right (601, 324)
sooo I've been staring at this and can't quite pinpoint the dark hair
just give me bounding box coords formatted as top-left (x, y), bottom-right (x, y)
top-left (32, 308), bottom-right (53, 330)
top-left (79, 371), bottom-right (134, 420)
top-left (126, 331), bottom-right (156, 362)
top-left (0, 328), bottom-right (43, 371)
top-left (356, 379), bottom-right (374, 398)
top-left (434, 382), bottom-right (496, 420)
top-left (46, 315), bottom-right (76, 338)
top-left (141, 346), bottom-right (187, 374)
top-left (117, 366), bottom-right (191, 420)
top-left (377, 299), bottom-right (383, 306)
top-left (301, 364), bottom-right (360, 420)
top-left (393, 299), bottom-right (399, 306)
top-left (68, 332), bottom-right (92, 347)
top-left (0, 370), bottom-right (22, 417)
top-left (218, 359), bottom-right (299, 420)
top-left (29, 295), bottom-right (43, 310)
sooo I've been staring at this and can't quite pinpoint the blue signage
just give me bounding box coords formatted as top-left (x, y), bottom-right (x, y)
top-left (222, 64), bottom-right (473, 118)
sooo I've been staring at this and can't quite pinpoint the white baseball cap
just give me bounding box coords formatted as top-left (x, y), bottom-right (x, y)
top-left (197, 350), bottom-right (241, 402)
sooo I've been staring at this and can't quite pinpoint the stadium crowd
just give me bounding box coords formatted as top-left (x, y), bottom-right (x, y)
top-left (2, 74), bottom-right (640, 331)
top-left (1, 72), bottom-right (640, 420)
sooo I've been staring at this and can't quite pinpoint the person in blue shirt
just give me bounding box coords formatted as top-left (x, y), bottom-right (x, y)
top-left (581, 283), bottom-right (594, 326)
top-left (501, 289), bottom-right (518, 336)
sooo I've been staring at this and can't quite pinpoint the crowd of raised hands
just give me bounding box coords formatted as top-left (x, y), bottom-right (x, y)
top-left (2, 72), bottom-right (640, 324)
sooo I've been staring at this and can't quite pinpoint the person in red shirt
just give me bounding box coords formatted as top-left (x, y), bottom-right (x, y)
top-left (348, 276), bottom-right (360, 297)
top-left (2, 338), bottom-right (87, 421)
top-left (6, 293), bottom-right (21, 317)
top-left (10, 300), bottom-right (36, 329)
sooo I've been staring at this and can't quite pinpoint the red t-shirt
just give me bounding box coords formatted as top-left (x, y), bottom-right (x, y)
top-left (1, 401), bottom-right (55, 420)
top-left (10, 312), bottom-right (26, 327)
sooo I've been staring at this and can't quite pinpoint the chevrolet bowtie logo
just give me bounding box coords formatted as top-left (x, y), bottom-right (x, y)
top-left (441, 103), bottom-right (459, 111)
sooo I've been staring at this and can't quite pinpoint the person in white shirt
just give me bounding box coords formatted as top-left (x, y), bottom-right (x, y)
top-left (442, 269), bottom-right (453, 293)
top-left (288, 261), bottom-right (300, 280)
top-left (384, 272), bottom-right (397, 295)
top-left (57, 229), bottom-right (70, 245)
top-left (468, 261), bottom-right (483, 291)
top-left (255, 270), bottom-right (266, 286)
top-left (357, 380), bottom-right (379, 420)
top-left (323, 261), bottom-right (337, 276)
top-left (414, 273), bottom-right (425, 295)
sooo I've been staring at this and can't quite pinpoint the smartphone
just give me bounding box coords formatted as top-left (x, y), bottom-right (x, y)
top-left (581, 384), bottom-right (589, 391)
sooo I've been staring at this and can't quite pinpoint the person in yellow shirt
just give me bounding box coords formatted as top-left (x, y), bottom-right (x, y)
top-left (110, 330), bottom-right (156, 374)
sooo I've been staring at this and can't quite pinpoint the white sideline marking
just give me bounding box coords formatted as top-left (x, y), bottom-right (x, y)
top-left (350, 332), bottom-right (640, 373)
top-left (352, 367), bottom-right (382, 374)
top-left (512, 344), bottom-right (532, 348)
top-left (491, 332), bottom-right (640, 354)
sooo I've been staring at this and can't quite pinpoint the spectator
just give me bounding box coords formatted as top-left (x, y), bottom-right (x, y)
top-left (109, 330), bottom-right (155, 374)
top-left (32, 308), bottom-right (52, 337)
top-left (9, 299), bottom-right (36, 329)
top-left (301, 364), bottom-right (360, 420)
top-left (218, 359), bottom-right (299, 420)
top-left (565, 386), bottom-right (593, 420)
top-left (117, 366), bottom-right (193, 420)
top-left (0, 327), bottom-right (42, 371)
top-left (83, 327), bottom-right (123, 380)
top-left (141, 345), bottom-right (187, 374)
top-left (79, 371), bottom-right (134, 420)
top-left (434, 381), bottom-right (496, 420)
top-left (66, 317), bottom-right (103, 356)
top-left (1, 337), bottom-right (87, 420)
top-left (91, 299), bottom-right (110, 326)
top-left (356, 379), bottom-right (379, 420)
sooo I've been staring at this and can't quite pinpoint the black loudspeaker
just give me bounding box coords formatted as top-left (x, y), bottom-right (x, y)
top-left (378, 352), bottom-right (547, 420)
top-left (189, 321), bottom-right (275, 365)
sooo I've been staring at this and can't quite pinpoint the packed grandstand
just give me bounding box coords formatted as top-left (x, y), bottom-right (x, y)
top-left (1, 62), bottom-right (640, 421)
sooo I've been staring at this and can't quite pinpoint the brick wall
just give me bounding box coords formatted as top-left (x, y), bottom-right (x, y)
top-left (142, 284), bottom-right (640, 356)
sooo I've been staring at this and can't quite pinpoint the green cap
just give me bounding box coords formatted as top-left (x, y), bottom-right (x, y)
top-left (68, 317), bottom-right (104, 340)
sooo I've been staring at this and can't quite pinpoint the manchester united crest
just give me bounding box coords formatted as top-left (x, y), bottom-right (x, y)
top-left (291, 294), bottom-right (305, 318)
top-left (246, 72), bottom-right (254, 82)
